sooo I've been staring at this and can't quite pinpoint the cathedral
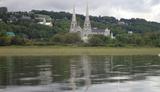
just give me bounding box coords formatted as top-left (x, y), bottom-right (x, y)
top-left (69, 3), bottom-right (112, 42)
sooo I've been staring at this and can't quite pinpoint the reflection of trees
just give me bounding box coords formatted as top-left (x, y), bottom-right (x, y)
top-left (13, 57), bottom-right (41, 85)
top-left (38, 59), bottom-right (52, 85)
top-left (68, 55), bottom-right (150, 91)
top-left (68, 55), bottom-right (160, 92)
top-left (0, 57), bottom-right (9, 87)
top-left (7, 56), bottom-right (14, 85)
top-left (50, 56), bottom-right (72, 83)
top-left (0, 55), bottom-right (160, 91)
top-left (0, 56), bottom-right (15, 86)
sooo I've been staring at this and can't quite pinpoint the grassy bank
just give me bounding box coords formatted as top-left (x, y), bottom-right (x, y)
top-left (0, 46), bottom-right (160, 56)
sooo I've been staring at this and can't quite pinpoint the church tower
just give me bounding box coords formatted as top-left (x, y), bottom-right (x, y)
top-left (83, 1), bottom-right (92, 37)
top-left (70, 5), bottom-right (78, 33)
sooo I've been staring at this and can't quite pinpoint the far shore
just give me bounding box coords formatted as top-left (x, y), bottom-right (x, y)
top-left (0, 46), bottom-right (159, 56)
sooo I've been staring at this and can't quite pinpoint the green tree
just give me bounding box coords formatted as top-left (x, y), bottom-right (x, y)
top-left (88, 35), bottom-right (105, 46)
top-left (11, 36), bottom-right (26, 45)
top-left (51, 33), bottom-right (81, 44)
top-left (51, 33), bottom-right (65, 44)
top-left (64, 33), bottom-right (81, 44)
top-left (0, 36), bottom-right (12, 46)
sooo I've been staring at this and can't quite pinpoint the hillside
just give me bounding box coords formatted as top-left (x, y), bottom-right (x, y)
top-left (0, 9), bottom-right (160, 47)
top-left (32, 10), bottom-right (160, 33)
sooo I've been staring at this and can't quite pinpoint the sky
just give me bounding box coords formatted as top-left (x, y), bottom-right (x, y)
top-left (1, 0), bottom-right (160, 22)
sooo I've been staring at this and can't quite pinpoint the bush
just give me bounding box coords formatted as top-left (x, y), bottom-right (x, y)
top-left (51, 33), bottom-right (65, 44)
top-left (0, 34), bottom-right (31, 46)
top-left (51, 33), bottom-right (81, 44)
top-left (88, 35), bottom-right (109, 46)
top-left (64, 33), bottom-right (81, 44)
top-left (11, 36), bottom-right (26, 45)
top-left (0, 36), bottom-right (12, 46)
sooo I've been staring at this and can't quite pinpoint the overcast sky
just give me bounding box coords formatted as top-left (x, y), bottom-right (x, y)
top-left (1, 0), bottom-right (160, 22)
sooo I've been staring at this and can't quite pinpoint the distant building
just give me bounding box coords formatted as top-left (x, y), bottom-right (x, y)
top-left (128, 31), bottom-right (133, 34)
top-left (0, 7), bottom-right (8, 14)
top-left (118, 21), bottom-right (125, 25)
top-left (110, 33), bottom-right (115, 39)
top-left (69, 3), bottom-right (112, 42)
top-left (35, 14), bottom-right (53, 27)
top-left (8, 16), bottom-right (18, 23)
top-left (91, 27), bottom-right (111, 36)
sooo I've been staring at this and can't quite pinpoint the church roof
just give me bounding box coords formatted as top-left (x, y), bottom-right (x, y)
top-left (35, 14), bottom-right (52, 21)
top-left (92, 28), bottom-right (105, 32)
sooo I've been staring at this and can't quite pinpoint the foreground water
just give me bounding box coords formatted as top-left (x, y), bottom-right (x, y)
top-left (0, 55), bottom-right (160, 92)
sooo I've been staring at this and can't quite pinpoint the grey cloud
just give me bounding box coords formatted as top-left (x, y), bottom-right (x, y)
top-left (1, 0), bottom-right (160, 22)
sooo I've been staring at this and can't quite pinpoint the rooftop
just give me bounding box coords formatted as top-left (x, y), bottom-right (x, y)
top-left (92, 28), bottom-right (105, 32)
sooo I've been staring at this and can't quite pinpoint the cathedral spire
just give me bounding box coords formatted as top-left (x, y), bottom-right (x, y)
top-left (72, 4), bottom-right (76, 22)
top-left (83, 0), bottom-right (92, 35)
top-left (70, 4), bottom-right (78, 33)
top-left (86, 0), bottom-right (89, 21)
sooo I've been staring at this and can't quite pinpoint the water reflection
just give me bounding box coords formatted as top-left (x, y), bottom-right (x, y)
top-left (0, 55), bottom-right (160, 92)
top-left (37, 59), bottom-right (52, 85)
top-left (82, 56), bottom-right (91, 92)
top-left (69, 56), bottom-right (92, 92)
top-left (70, 59), bottom-right (77, 92)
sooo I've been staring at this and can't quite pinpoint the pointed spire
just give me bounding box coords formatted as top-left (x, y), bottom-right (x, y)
top-left (86, 0), bottom-right (89, 21)
top-left (70, 3), bottom-right (78, 33)
top-left (83, 0), bottom-right (92, 34)
top-left (72, 4), bottom-right (76, 22)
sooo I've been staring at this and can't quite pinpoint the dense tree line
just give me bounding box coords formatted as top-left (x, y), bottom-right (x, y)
top-left (50, 33), bottom-right (81, 45)
top-left (0, 22), bottom-right (57, 39)
top-left (88, 33), bottom-right (160, 47)
top-left (0, 33), bottom-right (31, 46)
top-left (32, 10), bottom-right (160, 33)
top-left (0, 10), bottom-right (160, 47)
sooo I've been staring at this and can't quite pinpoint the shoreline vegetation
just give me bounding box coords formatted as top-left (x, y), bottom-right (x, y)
top-left (0, 10), bottom-right (160, 48)
top-left (0, 46), bottom-right (159, 56)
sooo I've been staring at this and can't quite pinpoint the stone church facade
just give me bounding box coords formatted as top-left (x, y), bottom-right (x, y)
top-left (69, 3), bottom-right (112, 42)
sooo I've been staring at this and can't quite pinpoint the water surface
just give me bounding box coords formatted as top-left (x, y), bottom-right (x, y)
top-left (0, 55), bottom-right (160, 92)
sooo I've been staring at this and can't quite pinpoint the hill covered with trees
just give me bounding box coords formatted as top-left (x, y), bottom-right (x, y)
top-left (0, 9), bottom-right (160, 47)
